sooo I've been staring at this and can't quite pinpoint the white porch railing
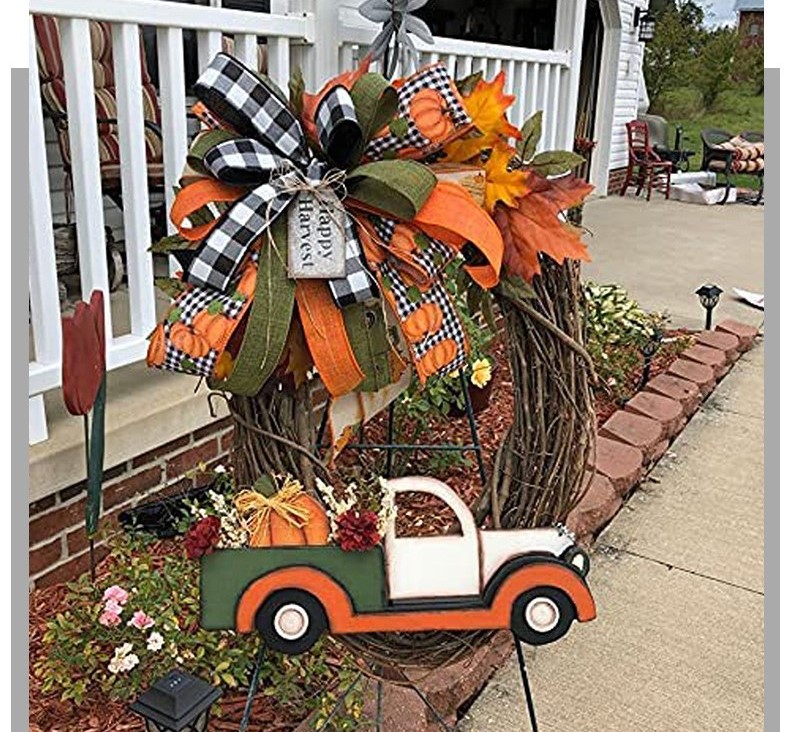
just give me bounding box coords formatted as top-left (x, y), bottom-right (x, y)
top-left (28, 0), bottom-right (314, 444)
top-left (28, 0), bottom-right (584, 445)
top-left (337, 9), bottom-right (573, 152)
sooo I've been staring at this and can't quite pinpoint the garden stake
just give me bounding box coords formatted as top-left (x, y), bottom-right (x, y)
top-left (514, 634), bottom-right (540, 732)
top-left (408, 681), bottom-right (457, 732)
top-left (376, 679), bottom-right (384, 732)
top-left (385, 400), bottom-right (396, 478)
top-left (238, 642), bottom-right (267, 732)
top-left (460, 370), bottom-right (488, 485)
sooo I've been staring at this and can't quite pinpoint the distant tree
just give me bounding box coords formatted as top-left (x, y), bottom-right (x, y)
top-left (643, 1), bottom-right (706, 101)
top-left (693, 27), bottom-right (739, 109)
top-left (734, 38), bottom-right (765, 95)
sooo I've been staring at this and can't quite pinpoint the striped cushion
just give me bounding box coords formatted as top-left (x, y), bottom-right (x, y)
top-left (709, 157), bottom-right (764, 173)
top-left (710, 135), bottom-right (764, 162)
top-left (33, 15), bottom-right (162, 177)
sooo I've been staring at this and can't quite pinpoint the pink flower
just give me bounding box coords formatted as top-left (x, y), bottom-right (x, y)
top-left (128, 610), bottom-right (155, 630)
top-left (104, 598), bottom-right (124, 616)
top-left (103, 585), bottom-right (129, 606)
top-left (99, 611), bottom-right (121, 628)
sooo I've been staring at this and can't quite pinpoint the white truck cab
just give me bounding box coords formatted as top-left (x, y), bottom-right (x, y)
top-left (383, 476), bottom-right (581, 601)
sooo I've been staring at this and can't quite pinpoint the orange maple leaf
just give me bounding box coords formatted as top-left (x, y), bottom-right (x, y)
top-left (445, 71), bottom-right (521, 162)
top-left (483, 144), bottom-right (529, 212)
top-left (494, 171), bottom-right (594, 282)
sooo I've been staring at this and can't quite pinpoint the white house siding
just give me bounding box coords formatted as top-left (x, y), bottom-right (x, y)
top-left (608, 0), bottom-right (648, 173)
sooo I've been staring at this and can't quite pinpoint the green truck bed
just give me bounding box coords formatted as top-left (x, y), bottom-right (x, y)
top-left (200, 545), bottom-right (387, 629)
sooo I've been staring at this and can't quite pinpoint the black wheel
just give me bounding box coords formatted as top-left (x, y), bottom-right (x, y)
top-left (510, 587), bottom-right (576, 646)
top-left (255, 589), bottom-right (327, 655)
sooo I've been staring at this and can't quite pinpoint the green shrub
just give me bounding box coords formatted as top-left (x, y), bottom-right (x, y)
top-left (34, 530), bottom-right (363, 729)
top-left (583, 283), bottom-right (668, 401)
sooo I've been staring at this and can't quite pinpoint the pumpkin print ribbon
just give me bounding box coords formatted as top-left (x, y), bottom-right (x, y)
top-left (180, 53), bottom-right (376, 306)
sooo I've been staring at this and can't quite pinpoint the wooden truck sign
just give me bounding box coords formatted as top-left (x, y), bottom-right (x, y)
top-left (201, 477), bottom-right (596, 655)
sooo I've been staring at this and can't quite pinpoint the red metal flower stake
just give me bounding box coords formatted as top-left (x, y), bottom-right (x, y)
top-left (61, 290), bottom-right (106, 581)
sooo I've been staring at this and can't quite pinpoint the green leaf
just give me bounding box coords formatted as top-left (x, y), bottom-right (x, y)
top-left (289, 67), bottom-right (305, 117)
top-left (466, 282), bottom-right (483, 316)
top-left (515, 111), bottom-right (543, 165)
top-left (149, 234), bottom-right (193, 254)
top-left (253, 475), bottom-right (276, 498)
top-left (206, 300), bottom-right (224, 315)
top-left (528, 150), bottom-right (585, 177)
top-left (155, 277), bottom-right (188, 300)
top-left (181, 357), bottom-right (197, 372)
top-left (499, 275), bottom-right (536, 302)
top-left (167, 307), bottom-right (183, 323)
top-left (456, 70), bottom-right (483, 96)
top-left (413, 232), bottom-right (431, 250)
top-left (389, 117), bottom-right (409, 139)
top-left (481, 292), bottom-right (497, 332)
top-left (406, 285), bottom-right (422, 304)
top-left (381, 273), bottom-right (393, 290)
top-left (85, 375), bottom-right (106, 537)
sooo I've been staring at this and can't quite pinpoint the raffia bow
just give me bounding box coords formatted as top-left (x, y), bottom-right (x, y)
top-left (234, 482), bottom-right (311, 544)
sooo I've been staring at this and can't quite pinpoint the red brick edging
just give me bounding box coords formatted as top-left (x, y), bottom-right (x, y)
top-left (567, 319), bottom-right (759, 542)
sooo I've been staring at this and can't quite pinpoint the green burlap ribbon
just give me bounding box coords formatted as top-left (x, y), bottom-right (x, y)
top-left (343, 302), bottom-right (393, 393)
top-left (209, 218), bottom-right (295, 396)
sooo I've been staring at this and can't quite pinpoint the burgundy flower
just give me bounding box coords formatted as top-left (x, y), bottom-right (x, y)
top-left (61, 290), bottom-right (106, 415)
top-left (335, 510), bottom-right (381, 552)
top-left (184, 516), bottom-right (222, 559)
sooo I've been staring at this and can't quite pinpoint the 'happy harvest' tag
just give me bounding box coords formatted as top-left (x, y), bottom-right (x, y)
top-left (287, 190), bottom-right (346, 279)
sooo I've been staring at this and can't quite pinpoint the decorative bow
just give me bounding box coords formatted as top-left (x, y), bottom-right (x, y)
top-left (178, 53), bottom-right (376, 304)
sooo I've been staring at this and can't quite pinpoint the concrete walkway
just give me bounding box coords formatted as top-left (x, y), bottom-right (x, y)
top-left (459, 196), bottom-right (764, 732)
top-left (582, 196), bottom-right (764, 331)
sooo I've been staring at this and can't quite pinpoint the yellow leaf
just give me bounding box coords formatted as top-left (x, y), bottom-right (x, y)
top-left (445, 71), bottom-right (521, 162)
top-left (483, 145), bottom-right (529, 212)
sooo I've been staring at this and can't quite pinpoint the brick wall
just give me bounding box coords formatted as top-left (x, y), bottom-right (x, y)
top-left (29, 417), bottom-right (234, 589)
top-left (607, 167), bottom-right (627, 196)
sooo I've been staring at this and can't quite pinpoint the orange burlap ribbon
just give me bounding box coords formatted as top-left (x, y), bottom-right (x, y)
top-left (295, 280), bottom-right (365, 397)
top-left (412, 181), bottom-right (503, 289)
top-left (170, 179), bottom-right (246, 241)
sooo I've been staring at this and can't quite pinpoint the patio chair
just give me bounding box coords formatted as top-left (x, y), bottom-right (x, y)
top-left (620, 120), bottom-right (672, 201)
top-left (33, 16), bottom-right (166, 234)
top-left (701, 128), bottom-right (764, 205)
top-left (638, 113), bottom-right (695, 173)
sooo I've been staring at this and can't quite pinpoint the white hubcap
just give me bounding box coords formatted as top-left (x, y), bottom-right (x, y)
top-left (273, 603), bottom-right (310, 640)
top-left (525, 597), bottom-right (560, 633)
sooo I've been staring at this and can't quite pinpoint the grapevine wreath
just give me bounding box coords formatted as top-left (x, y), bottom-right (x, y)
top-left (148, 51), bottom-right (596, 668)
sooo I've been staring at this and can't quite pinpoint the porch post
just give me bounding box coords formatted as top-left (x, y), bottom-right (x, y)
top-left (553, 0), bottom-right (587, 151)
top-left (296, 0), bottom-right (342, 88)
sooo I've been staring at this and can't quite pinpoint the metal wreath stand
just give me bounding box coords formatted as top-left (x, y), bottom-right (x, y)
top-left (237, 370), bottom-right (541, 732)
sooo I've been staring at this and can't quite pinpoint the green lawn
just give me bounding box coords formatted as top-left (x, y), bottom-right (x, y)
top-left (651, 86), bottom-right (764, 189)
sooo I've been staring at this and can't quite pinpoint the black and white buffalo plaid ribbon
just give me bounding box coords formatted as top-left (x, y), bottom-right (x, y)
top-left (184, 53), bottom-right (376, 306)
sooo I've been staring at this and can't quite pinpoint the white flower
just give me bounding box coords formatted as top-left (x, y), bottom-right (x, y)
top-left (108, 657), bottom-right (123, 674)
top-left (214, 464), bottom-right (227, 474)
top-left (120, 653), bottom-right (140, 672)
top-left (147, 632), bottom-right (164, 652)
top-left (108, 642), bottom-right (139, 674)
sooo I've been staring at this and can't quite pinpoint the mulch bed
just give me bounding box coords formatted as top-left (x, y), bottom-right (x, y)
top-left (28, 330), bottom-right (695, 732)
